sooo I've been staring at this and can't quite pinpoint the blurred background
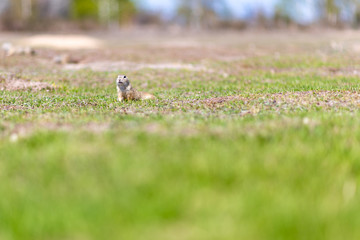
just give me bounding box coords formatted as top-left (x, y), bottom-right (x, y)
top-left (2, 0), bottom-right (360, 31)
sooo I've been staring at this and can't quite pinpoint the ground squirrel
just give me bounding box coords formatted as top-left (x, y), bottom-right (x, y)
top-left (116, 75), bottom-right (155, 102)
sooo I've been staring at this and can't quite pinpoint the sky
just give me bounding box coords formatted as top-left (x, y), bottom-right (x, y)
top-left (132, 0), bottom-right (319, 23)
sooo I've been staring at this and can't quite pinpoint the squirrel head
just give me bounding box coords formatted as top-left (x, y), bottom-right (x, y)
top-left (116, 75), bottom-right (130, 90)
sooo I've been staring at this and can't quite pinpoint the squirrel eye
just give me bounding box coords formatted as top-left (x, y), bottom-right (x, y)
top-left (124, 76), bottom-right (126, 78)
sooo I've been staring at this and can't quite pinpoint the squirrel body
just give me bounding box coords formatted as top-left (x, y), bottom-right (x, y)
top-left (116, 75), bottom-right (155, 102)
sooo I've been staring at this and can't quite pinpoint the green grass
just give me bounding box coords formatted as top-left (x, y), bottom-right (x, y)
top-left (2, 35), bottom-right (360, 239)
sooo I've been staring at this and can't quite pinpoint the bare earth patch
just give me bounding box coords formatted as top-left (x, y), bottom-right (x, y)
top-left (63, 60), bottom-right (216, 73)
top-left (265, 91), bottom-right (360, 106)
top-left (165, 90), bottom-right (360, 115)
top-left (0, 75), bottom-right (54, 91)
top-left (197, 91), bottom-right (360, 112)
top-left (19, 34), bottom-right (103, 50)
top-left (0, 105), bottom-right (27, 110)
top-left (201, 90), bottom-right (360, 105)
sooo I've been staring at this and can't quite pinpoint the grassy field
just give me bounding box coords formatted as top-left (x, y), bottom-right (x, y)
top-left (2, 30), bottom-right (360, 239)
